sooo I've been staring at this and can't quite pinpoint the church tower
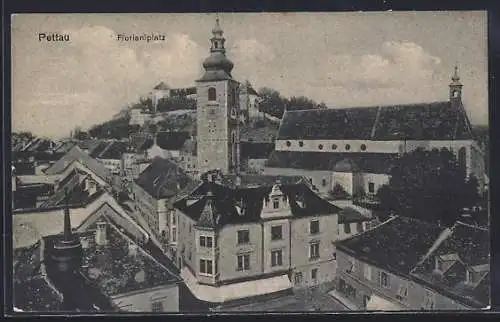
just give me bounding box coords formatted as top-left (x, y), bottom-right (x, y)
top-left (196, 16), bottom-right (240, 175)
top-left (449, 64), bottom-right (463, 103)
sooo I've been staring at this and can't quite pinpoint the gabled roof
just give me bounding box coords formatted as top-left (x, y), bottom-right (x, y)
top-left (153, 81), bottom-right (170, 90)
top-left (410, 223), bottom-right (490, 308)
top-left (135, 157), bottom-right (195, 199)
top-left (266, 151), bottom-right (398, 174)
top-left (277, 101), bottom-right (474, 141)
top-left (44, 146), bottom-right (113, 182)
top-left (38, 169), bottom-right (105, 209)
top-left (174, 177), bottom-right (340, 229)
top-left (336, 216), bottom-right (444, 274)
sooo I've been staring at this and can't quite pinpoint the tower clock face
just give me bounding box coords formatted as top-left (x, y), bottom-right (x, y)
top-left (453, 91), bottom-right (458, 98)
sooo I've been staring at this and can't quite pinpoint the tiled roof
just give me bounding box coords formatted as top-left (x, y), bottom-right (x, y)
top-left (96, 141), bottom-right (129, 160)
top-left (13, 244), bottom-right (63, 312)
top-left (266, 151), bottom-right (398, 174)
top-left (338, 206), bottom-right (372, 224)
top-left (39, 170), bottom-right (105, 209)
top-left (277, 101), bottom-right (473, 141)
top-left (44, 146), bottom-right (120, 189)
top-left (76, 218), bottom-right (180, 297)
top-left (410, 222), bottom-right (490, 308)
top-left (174, 179), bottom-right (340, 229)
top-left (336, 216), bottom-right (444, 274)
top-left (135, 157), bottom-right (195, 199)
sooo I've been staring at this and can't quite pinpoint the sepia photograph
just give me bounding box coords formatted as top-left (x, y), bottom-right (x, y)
top-left (10, 12), bottom-right (489, 313)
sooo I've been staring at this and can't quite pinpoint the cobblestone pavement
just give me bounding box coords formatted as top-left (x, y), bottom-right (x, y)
top-left (217, 286), bottom-right (349, 312)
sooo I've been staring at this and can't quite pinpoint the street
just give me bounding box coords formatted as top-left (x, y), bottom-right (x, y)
top-left (213, 286), bottom-right (349, 312)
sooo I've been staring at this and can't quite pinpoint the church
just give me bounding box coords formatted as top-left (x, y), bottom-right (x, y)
top-left (264, 67), bottom-right (487, 197)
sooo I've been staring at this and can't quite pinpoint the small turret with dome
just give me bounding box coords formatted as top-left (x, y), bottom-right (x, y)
top-left (199, 15), bottom-right (234, 81)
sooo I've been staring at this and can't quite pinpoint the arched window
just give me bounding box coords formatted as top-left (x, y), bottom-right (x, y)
top-left (208, 87), bottom-right (216, 101)
top-left (458, 147), bottom-right (467, 175)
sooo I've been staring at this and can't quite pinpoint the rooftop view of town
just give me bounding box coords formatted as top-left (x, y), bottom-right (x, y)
top-left (10, 13), bottom-right (490, 314)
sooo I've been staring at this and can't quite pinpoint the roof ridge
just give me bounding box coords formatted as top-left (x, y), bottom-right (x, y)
top-left (284, 101), bottom-right (451, 113)
top-left (455, 221), bottom-right (489, 231)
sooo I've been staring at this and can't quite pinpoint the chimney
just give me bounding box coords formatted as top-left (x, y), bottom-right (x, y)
top-left (128, 242), bottom-right (138, 257)
top-left (95, 221), bottom-right (108, 246)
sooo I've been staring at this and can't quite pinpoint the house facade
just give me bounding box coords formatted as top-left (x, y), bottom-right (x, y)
top-left (173, 174), bottom-right (340, 304)
top-left (333, 216), bottom-right (489, 310)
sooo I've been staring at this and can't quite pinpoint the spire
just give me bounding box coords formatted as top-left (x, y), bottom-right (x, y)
top-left (451, 63), bottom-right (461, 83)
top-left (449, 63), bottom-right (463, 101)
top-left (199, 14), bottom-right (234, 81)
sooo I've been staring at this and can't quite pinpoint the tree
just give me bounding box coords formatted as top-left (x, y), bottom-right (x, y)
top-left (258, 87), bottom-right (286, 118)
top-left (377, 148), bottom-right (480, 226)
top-left (287, 96), bottom-right (317, 111)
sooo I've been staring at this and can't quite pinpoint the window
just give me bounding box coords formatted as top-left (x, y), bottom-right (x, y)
top-left (345, 284), bottom-right (356, 299)
top-left (368, 182), bottom-right (375, 194)
top-left (172, 214), bottom-right (176, 224)
top-left (344, 223), bottom-right (351, 234)
top-left (466, 270), bottom-right (474, 283)
top-left (271, 225), bottom-right (283, 240)
top-left (200, 259), bottom-right (213, 275)
top-left (331, 144), bottom-right (337, 150)
top-left (200, 236), bottom-right (213, 248)
top-left (346, 257), bottom-right (355, 274)
top-left (188, 251), bottom-right (192, 260)
top-left (151, 301), bottom-right (164, 312)
top-left (360, 144), bottom-right (367, 151)
top-left (172, 227), bottom-right (176, 242)
top-left (208, 87), bottom-right (216, 101)
top-left (310, 220), bottom-right (320, 235)
top-left (380, 271), bottom-right (390, 288)
top-left (396, 282), bottom-right (409, 301)
top-left (286, 141), bottom-right (291, 147)
top-left (237, 230), bottom-right (250, 244)
top-left (309, 242), bottom-right (320, 260)
top-left (345, 144), bottom-right (351, 150)
top-left (311, 268), bottom-right (318, 280)
top-left (273, 199), bottom-right (280, 209)
top-left (322, 178), bottom-right (327, 187)
top-left (363, 295), bottom-right (370, 308)
top-left (295, 272), bottom-right (303, 284)
top-left (356, 222), bottom-right (363, 233)
top-left (237, 254), bottom-right (250, 271)
top-left (271, 250), bottom-right (283, 267)
top-left (299, 141), bottom-right (304, 147)
top-left (318, 144), bottom-right (323, 150)
top-left (364, 263), bottom-right (372, 281)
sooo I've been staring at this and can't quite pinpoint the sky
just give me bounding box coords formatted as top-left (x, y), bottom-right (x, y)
top-left (12, 12), bottom-right (488, 138)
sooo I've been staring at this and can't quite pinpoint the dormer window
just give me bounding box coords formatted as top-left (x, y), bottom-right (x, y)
top-left (466, 270), bottom-right (474, 284)
top-left (360, 144), bottom-right (367, 151)
top-left (318, 144), bottom-right (323, 150)
top-left (273, 199), bottom-right (280, 209)
top-left (331, 144), bottom-right (337, 150)
top-left (345, 144), bottom-right (351, 151)
top-left (286, 141), bottom-right (291, 147)
top-left (299, 141), bottom-right (304, 147)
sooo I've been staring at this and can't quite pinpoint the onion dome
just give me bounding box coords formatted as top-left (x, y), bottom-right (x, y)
top-left (203, 52), bottom-right (234, 73)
